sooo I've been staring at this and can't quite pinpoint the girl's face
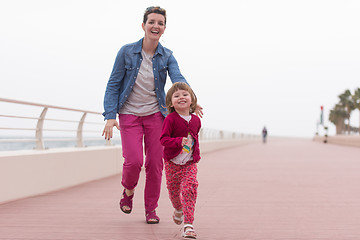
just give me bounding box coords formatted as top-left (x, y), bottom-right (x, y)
top-left (142, 13), bottom-right (166, 41)
top-left (171, 89), bottom-right (192, 114)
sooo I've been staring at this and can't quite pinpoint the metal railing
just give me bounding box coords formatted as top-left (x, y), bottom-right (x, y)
top-left (0, 97), bottom-right (108, 150)
top-left (199, 128), bottom-right (259, 141)
top-left (1, 98), bottom-right (258, 151)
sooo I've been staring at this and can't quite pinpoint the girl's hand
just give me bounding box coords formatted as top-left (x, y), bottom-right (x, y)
top-left (195, 104), bottom-right (203, 118)
top-left (182, 137), bottom-right (188, 146)
top-left (102, 119), bottom-right (120, 140)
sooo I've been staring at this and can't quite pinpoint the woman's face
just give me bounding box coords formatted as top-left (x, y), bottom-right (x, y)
top-left (142, 13), bottom-right (166, 41)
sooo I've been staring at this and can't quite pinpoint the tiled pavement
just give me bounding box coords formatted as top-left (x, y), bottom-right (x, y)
top-left (1, 139), bottom-right (360, 239)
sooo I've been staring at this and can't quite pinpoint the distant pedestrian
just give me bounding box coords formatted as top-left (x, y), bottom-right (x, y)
top-left (262, 126), bottom-right (268, 143)
top-left (160, 82), bottom-right (201, 239)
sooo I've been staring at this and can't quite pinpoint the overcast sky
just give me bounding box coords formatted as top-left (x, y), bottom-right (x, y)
top-left (1, 0), bottom-right (359, 138)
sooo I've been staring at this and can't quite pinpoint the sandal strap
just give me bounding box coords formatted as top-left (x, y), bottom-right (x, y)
top-left (119, 189), bottom-right (134, 213)
top-left (185, 229), bottom-right (195, 234)
top-left (183, 224), bottom-right (194, 229)
top-left (173, 209), bottom-right (184, 221)
top-left (173, 215), bottom-right (184, 221)
top-left (146, 210), bottom-right (160, 220)
top-left (120, 190), bottom-right (133, 204)
top-left (123, 189), bottom-right (134, 199)
top-left (183, 224), bottom-right (195, 233)
top-left (174, 209), bottom-right (183, 214)
top-left (182, 224), bottom-right (196, 238)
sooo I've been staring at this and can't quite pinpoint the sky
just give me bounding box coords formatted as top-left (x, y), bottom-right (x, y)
top-left (1, 0), bottom-right (360, 138)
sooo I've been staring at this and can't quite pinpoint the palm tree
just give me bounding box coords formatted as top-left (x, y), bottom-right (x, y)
top-left (353, 88), bottom-right (360, 135)
top-left (329, 104), bottom-right (347, 135)
top-left (338, 89), bottom-right (355, 135)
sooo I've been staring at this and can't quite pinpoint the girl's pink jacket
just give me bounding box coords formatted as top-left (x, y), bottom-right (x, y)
top-left (160, 111), bottom-right (201, 162)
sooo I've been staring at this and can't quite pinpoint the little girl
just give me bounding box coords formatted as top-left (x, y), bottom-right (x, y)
top-left (160, 82), bottom-right (201, 239)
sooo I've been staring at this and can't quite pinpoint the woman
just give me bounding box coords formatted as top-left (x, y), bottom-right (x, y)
top-left (102, 6), bottom-right (202, 224)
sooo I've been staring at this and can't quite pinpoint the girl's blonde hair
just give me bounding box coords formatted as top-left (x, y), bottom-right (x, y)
top-left (165, 82), bottom-right (197, 114)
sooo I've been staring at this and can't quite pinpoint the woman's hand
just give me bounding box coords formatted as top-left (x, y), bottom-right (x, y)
top-left (195, 104), bottom-right (203, 118)
top-left (102, 119), bottom-right (120, 140)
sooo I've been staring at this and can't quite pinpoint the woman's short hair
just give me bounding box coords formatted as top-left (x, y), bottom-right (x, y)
top-left (143, 6), bottom-right (167, 25)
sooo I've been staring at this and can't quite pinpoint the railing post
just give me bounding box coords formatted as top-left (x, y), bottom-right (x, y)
top-left (220, 130), bottom-right (224, 139)
top-left (199, 128), bottom-right (204, 141)
top-left (77, 112), bottom-right (87, 147)
top-left (35, 107), bottom-right (48, 150)
top-left (105, 139), bottom-right (112, 146)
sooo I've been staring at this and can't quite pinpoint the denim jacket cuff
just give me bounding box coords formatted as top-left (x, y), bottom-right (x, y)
top-left (104, 112), bottom-right (117, 120)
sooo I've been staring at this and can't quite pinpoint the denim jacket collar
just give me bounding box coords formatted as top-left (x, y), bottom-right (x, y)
top-left (133, 38), bottom-right (165, 56)
top-left (103, 38), bottom-right (187, 120)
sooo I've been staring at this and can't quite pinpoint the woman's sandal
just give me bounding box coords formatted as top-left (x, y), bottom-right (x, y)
top-left (145, 210), bottom-right (160, 224)
top-left (173, 209), bottom-right (183, 225)
top-left (119, 189), bottom-right (134, 214)
top-left (182, 224), bottom-right (197, 239)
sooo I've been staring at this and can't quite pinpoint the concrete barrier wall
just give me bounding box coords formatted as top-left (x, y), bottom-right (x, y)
top-left (0, 139), bottom-right (262, 204)
top-left (0, 146), bottom-right (122, 204)
top-left (313, 135), bottom-right (360, 148)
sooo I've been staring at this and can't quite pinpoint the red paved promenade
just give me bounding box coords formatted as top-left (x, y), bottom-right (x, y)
top-left (1, 138), bottom-right (360, 239)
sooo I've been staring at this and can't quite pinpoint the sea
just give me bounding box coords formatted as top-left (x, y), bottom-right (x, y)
top-left (0, 138), bottom-right (121, 151)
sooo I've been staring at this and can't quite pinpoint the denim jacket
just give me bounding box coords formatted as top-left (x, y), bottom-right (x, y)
top-left (103, 38), bottom-right (188, 120)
